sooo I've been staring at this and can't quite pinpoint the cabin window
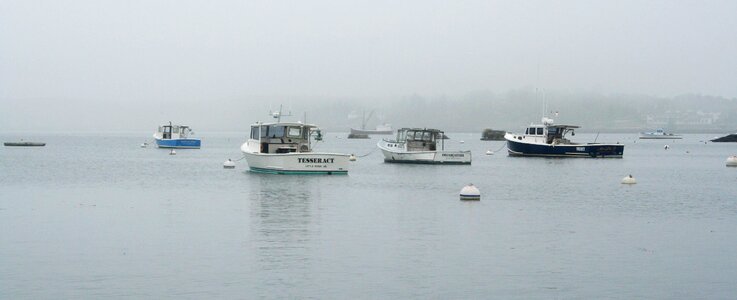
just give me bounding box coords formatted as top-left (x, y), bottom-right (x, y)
top-left (269, 125), bottom-right (285, 138)
top-left (287, 127), bottom-right (301, 138)
top-left (397, 130), bottom-right (406, 142)
top-left (251, 126), bottom-right (259, 139)
top-left (406, 131), bottom-right (415, 140)
top-left (528, 127), bottom-right (535, 135)
top-left (414, 131), bottom-right (424, 140)
top-left (536, 128), bottom-right (544, 135)
top-left (260, 125), bottom-right (269, 138)
top-left (423, 131), bottom-right (432, 141)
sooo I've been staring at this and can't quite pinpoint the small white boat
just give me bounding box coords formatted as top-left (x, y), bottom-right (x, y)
top-left (153, 122), bottom-right (201, 149)
top-left (377, 128), bottom-right (471, 164)
top-left (639, 128), bottom-right (682, 139)
top-left (240, 110), bottom-right (349, 175)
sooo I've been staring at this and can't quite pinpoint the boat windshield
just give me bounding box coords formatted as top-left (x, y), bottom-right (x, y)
top-left (267, 125), bottom-right (285, 138)
top-left (287, 126), bottom-right (302, 138)
top-left (396, 130), bottom-right (407, 142)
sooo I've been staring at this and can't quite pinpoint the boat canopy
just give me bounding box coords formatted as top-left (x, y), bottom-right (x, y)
top-left (395, 128), bottom-right (444, 142)
top-left (157, 123), bottom-right (193, 139)
top-left (249, 122), bottom-right (318, 153)
top-left (392, 128), bottom-right (445, 151)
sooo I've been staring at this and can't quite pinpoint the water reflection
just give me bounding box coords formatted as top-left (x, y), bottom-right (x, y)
top-left (247, 174), bottom-right (323, 294)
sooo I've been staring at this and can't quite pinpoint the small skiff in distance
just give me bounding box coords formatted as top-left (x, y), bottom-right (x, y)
top-left (4, 142), bottom-right (46, 147)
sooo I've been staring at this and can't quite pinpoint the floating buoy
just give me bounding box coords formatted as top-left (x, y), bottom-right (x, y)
top-left (485, 150), bottom-right (493, 155)
top-left (726, 156), bottom-right (737, 167)
top-left (459, 140), bottom-right (465, 144)
top-left (664, 145), bottom-right (670, 150)
top-left (349, 154), bottom-right (357, 161)
top-left (169, 149), bottom-right (176, 155)
top-left (460, 183), bottom-right (481, 201)
top-left (140, 143), bottom-right (147, 148)
top-left (621, 174), bottom-right (636, 184)
top-left (223, 159), bottom-right (236, 169)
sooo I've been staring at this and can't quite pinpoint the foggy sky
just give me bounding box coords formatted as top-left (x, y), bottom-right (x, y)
top-left (2, 0), bottom-right (737, 131)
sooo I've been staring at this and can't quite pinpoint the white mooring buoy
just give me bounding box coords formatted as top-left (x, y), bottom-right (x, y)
top-left (169, 149), bottom-right (176, 155)
top-left (349, 154), bottom-right (357, 161)
top-left (485, 150), bottom-right (493, 155)
top-left (460, 183), bottom-right (481, 201)
top-left (140, 143), bottom-right (147, 148)
top-left (459, 140), bottom-right (465, 144)
top-left (664, 145), bottom-right (670, 150)
top-left (621, 174), bottom-right (637, 184)
top-left (726, 156), bottom-right (737, 167)
top-left (223, 159), bottom-right (236, 169)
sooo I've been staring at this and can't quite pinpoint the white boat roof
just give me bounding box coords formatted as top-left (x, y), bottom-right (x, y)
top-left (528, 124), bottom-right (580, 129)
top-left (251, 121), bottom-right (318, 128)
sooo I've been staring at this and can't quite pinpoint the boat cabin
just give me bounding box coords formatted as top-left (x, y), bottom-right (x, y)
top-left (249, 122), bottom-right (316, 154)
top-left (394, 128), bottom-right (445, 151)
top-left (523, 124), bottom-right (579, 145)
top-left (158, 124), bottom-right (193, 140)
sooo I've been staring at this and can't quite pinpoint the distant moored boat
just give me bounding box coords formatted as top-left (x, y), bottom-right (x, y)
top-left (639, 128), bottom-right (682, 139)
top-left (711, 133), bottom-right (737, 142)
top-left (4, 141), bottom-right (46, 147)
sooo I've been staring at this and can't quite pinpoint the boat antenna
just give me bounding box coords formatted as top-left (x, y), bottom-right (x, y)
top-left (270, 104), bottom-right (292, 122)
top-left (594, 132), bottom-right (600, 143)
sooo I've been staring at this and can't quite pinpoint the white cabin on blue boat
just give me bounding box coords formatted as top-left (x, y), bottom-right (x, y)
top-left (153, 122), bottom-right (201, 149)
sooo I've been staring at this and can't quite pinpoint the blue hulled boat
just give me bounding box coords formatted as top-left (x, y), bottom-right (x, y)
top-left (153, 122), bottom-right (201, 149)
top-left (505, 117), bottom-right (623, 158)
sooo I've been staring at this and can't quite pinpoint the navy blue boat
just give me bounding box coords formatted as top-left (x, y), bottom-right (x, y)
top-left (505, 118), bottom-right (623, 158)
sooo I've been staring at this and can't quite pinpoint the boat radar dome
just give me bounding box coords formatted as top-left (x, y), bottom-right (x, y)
top-left (621, 175), bottom-right (637, 184)
top-left (542, 117), bottom-right (554, 125)
top-left (460, 184), bottom-right (481, 201)
top-left (223, 159), bottom-right (236, 169)
top-left (726, 156), bottom-right (737, 167)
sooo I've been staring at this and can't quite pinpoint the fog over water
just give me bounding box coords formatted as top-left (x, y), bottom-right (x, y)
top-left (2, 0), bottom-right (737, 131)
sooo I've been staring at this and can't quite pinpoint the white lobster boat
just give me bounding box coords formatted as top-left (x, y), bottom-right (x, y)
top-left (240, 111), bottom-right (349, 175)
top-left (377, 128), bottom-right (471, 164)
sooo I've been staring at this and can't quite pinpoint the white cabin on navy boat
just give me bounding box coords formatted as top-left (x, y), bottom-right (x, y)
top-left (504, 117), bottom-right (624, 158)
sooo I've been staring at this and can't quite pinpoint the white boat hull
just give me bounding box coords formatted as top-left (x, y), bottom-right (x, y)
top-left (241, 146), bottom-right (349, 174)
top-left (639, 135), bottom-right (682, 140)
top-left (377, 141), bottom-right (471, 164)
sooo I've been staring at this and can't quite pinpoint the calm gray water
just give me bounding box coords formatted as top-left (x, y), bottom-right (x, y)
top-left (2, 132), bottom-right (736, 299)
